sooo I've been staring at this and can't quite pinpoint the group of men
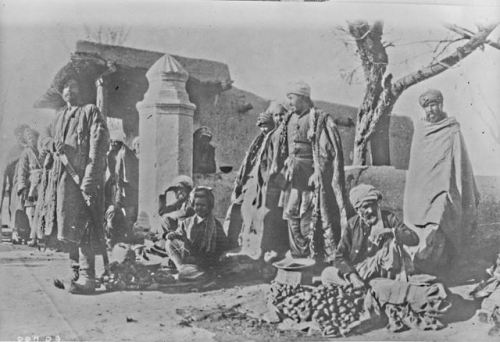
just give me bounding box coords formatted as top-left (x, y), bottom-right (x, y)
top-left (226, 82), bottom-right (479, 288)
top-left (1, 77), bottom-right (479, 294)
top-left (1, 124), bottom-right (44, 246)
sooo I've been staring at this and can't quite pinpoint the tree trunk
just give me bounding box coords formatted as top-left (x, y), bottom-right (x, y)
top-left (348, 21), bottom-right (497, 166)
top-left (348, 21), bottom-right (389, 165)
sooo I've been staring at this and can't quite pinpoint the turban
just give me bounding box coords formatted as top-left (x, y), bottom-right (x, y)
top-left (349, 183), bottom-right (382, 209)
top-left (419, 89), bottom-right (443, 107)
top-left (286, 81), bottom-right (311, 98)
top-left (265, 100), bottom-right (286, 115)
top-left (256, 111), bottom-right (274, 127)
top-left (131, 136), bottom-right (140, 148)
top-left (165, 175), bottom-right (194, 193)
top-left (195, 126), bottom-right (213, 140)
top-left (109, 130), bottom-right (125, 142)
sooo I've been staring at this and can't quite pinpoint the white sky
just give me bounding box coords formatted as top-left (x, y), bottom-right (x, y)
top-left (1, 0), bottom-right (499, 175)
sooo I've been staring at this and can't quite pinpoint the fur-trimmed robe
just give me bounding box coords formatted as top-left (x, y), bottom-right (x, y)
top-left (275, 107), bottom-right (348, 260)
top-left (37, 104), bottom-right (109, 245)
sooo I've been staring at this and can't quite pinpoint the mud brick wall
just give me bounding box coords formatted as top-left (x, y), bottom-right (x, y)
top-left (194, 166), bottom-right (500, 227)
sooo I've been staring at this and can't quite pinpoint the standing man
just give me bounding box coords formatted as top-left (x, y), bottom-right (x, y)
top-left (274, 81), bottom-right (348, 260)
top-left (193, 127), bottom-right (216, 174)
top-left (2, 124), bottom-right (30, 242)
top-left (257, 101), bottom-right (289, 261)
top-left (104, 135), bottom-right (139, 246)
top-left (224, 111), bottom-right (275, 250)
top-left (15, 128), bottom-right (43, 247)
top-left (404, 89), bottom-right (479, 274)
top-left (40, 78), bottom-right (109, 294)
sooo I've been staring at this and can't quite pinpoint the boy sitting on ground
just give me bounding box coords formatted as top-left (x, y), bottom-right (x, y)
top-left (165, 186), bottom-right (228, 279)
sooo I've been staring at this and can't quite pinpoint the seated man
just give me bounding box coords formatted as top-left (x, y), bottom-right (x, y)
top-left (158, 175), bottom-right (195, 233)
top-left (322, 184), bottom-right (419, 288)
top-left (165, 186), bottom-right (228, 274)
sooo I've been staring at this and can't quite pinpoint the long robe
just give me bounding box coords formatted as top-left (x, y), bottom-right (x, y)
top-left (170, 214), bottom-right (228, 267)
top-left (224, 131), bottom-right (268, 250)
top-left (258, 126), bottom-right (289, 256)
top-left (1, 144), bottom-right (24, 224)
top-left (38, 104), bottom-right (109, 245)
top-left (114, 144), bottom-right (139, 211)
top-left (403, 116), bottom-right (479, 269)
top-left (274, 108), bottom-right (348, 260)
top-left (11, 146), bottom-right (43, 239)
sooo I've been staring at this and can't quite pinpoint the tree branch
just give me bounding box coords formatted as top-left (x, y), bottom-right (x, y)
top-left (445, 23), bottom-right (500, 50)
top-left (393, 23), bottom-right (498, 96)
top-left (430, 37), bottom-right (466, 64)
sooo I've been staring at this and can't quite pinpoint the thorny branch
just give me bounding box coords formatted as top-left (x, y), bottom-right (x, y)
top-left (430, 37), bottom-right (467, 64)
top-left (445, 24), bottom-right (500, 51)
top-left (346, 21), bottom-right (498, 165)
top-left (392, 23), bottom-right (498, 97)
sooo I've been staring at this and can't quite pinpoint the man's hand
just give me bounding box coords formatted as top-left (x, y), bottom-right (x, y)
top-left (82, 191), bottom-right (95, 207)
top-left (166, 232), bottom-right (179, 241)
top-left (308, 172), bottom-right (321, 189)
top-left (349, 273), bottom-right (366, 289)
top-left (54, 141), bottom-right (65, 154)
top-left (375, 227), bottom-right (393, 238)
top-left (369, 227), bottom-right (393, 245)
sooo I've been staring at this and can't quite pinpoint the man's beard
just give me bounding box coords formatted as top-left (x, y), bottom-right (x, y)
top-left (361, 213), bottom-right (378, 226)
top-left (64, 93), bottom-right (78, 105)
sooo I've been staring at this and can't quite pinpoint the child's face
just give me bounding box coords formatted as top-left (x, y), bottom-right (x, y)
top-left (194, 197), bottom-right (210, 218)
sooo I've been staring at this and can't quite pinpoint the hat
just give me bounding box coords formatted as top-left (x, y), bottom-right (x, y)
top-left (286, 81), bottom-right (311, 98)
top-left (256, 111), bottom-right (274, 127)
top-left (419, 89), bottom-right (443, 107)
top-left (349, 183), bottom-right (382, 209)
top-left (166, 175), bottom-right (194, 192)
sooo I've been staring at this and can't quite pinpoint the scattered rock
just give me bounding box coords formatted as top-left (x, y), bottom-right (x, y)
top-left (53, 278), bottom-right (65, 290)
top-left (178, 319), bottom-right (192, 327)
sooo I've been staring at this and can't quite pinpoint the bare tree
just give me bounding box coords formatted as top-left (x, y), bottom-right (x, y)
top-left (83, 24), bottom-right (131, 46)
top-left (345, 20), bottom-right (498, 165)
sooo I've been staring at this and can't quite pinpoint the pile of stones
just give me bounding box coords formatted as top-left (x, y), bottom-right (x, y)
top-left (269, 281), bottom-right (366, 337)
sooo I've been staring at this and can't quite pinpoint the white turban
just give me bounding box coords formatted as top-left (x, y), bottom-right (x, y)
top-left (349, 183), bottom-right (382, 209)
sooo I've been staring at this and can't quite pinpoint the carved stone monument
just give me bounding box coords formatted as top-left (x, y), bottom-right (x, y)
top-left (137, 54), bottom-right (196, 230)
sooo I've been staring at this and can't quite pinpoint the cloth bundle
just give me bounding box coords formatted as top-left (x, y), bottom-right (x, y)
top-left (100, 243), bottom-right (176, 291)
top-left (365, 277), bottom-right (450, 332)
top-left (471, 261), bottom-right (500, 336)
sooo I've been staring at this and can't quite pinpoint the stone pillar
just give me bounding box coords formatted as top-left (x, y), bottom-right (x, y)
top-left (95, 77), bottom-right (108, 118)
top-left (136, 54), bottom-right (196, 231)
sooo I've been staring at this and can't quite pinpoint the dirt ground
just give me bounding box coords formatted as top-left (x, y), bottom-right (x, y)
top-left (1, 221), bottom-right (500, 342)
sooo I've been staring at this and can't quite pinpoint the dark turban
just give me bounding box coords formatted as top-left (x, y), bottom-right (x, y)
top-left (419, 89), bottom-right (443, 107)
top-left (194, 127), bottom-right (213, 141)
